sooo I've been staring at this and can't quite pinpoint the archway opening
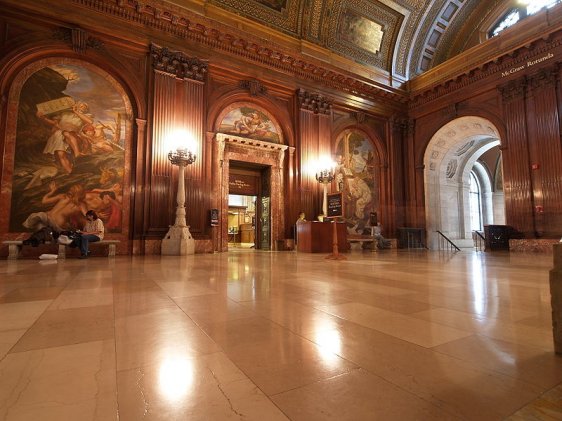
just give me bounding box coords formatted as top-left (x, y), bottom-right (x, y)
top-left (424, 116), bottom-right (504, 249)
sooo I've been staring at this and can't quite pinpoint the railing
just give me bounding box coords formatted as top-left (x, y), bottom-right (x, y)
top-left (397, 227), bottom-right (427, 249)
top-left (472, 230), bottom-right (485, 252)
top-left (436, 231), bottom-right (461, 252)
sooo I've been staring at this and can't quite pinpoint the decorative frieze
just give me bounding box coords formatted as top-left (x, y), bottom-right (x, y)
top-left (411, 35), bottom-right (561, 109)
top-left (71, 0), bottom-right (408, 105)
top-left (150, 44), bottom-right (208, 82)
top-left (296, 89), bottom-right (332, 114)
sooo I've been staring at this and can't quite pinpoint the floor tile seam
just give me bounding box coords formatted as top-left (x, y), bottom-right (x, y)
top-left (501, 385), bottom-right (562, 420)
top-left (267, 365), bottom-right (464, 420)
top-left (311, 307), bottom-right (484, 357)
top-left (474, 332), bottom-right (555, 354)
top-left (267, 367), bottom-right (363, 398)
top-left (111, 282), bottom-right (120, 421)
top-left (6, 337), bottom-right (115, 357)
top-left (407, 305), bottom-right (488, 327)
top-left (167, 294), bottom-right (259, 350)
top-left (320, 303), bottom-right (476, 339)
top-left (2, 295), bottom-right (62, 360)
top-left (429, 339), bottom-right (560, 391)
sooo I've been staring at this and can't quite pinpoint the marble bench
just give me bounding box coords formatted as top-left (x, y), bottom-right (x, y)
top-left (3, 240), bottom-right (120, 259)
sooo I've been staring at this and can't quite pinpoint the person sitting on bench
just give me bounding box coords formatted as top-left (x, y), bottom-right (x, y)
top-left (373, 223), bottom-right (391, 249)
top-left (76, 210), bottom-right (104, 259)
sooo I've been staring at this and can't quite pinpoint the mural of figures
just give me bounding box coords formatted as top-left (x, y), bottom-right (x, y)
top-left (219, 106), bottom-right (281, 144)
top-left (10, 63), bottom-right (128, 233)
top-left (335, 130), bottom-right (377, 235)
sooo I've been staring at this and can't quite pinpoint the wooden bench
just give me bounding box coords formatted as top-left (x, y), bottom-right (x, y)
top-left (347, 235), bottom-right (375, 250)
top-left (348, 235), bottom-right (396, 251)
top-left (3, 240), bottom-right (120, 259)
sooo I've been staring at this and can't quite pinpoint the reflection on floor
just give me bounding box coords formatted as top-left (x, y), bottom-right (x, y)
top-left (0, 249), bottom-right (561, 420)
top-left (228, 242), bottom-right (255, 249)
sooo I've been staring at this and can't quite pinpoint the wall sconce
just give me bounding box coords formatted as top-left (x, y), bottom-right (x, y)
top-left (162, 130), bottom-right (197, 255)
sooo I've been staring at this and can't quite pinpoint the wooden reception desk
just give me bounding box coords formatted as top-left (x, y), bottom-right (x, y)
top-left (296, 221), bottom-right (349, 253)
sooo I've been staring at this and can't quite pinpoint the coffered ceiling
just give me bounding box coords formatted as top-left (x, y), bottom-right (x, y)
top-left (172, 0), bottom-right (507, 79)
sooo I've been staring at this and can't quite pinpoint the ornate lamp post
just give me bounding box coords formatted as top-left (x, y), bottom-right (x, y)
top-left (315, 158), bottom-right (346, 260)
top-left (161, 146), bottom-right (197, 255)
top-left (315, 166), bottom-right (335, 217)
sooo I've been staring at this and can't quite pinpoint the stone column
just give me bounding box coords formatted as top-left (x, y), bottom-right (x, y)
top-left (549, 243), bottom-right (562, 354)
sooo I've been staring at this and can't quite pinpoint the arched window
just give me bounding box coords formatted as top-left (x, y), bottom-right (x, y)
top-left (489, 0), bottom-right (560, 37)
top-left (469, 172), bottom-right (483, 231)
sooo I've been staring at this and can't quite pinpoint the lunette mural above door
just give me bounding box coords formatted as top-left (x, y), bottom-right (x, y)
top-left (218, 105), bottom-right (282, 144)
top-left (9, 62), bottom-right (130, 234)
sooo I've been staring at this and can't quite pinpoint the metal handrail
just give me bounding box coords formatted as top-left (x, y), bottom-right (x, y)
top-left (472, 230), bottom-right (485, 252)
top-left (436, 231), bottom-right (461, 252)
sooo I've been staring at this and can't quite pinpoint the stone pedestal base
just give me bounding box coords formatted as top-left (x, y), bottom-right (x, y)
top-left (161, 226), bottom-right (195, 255)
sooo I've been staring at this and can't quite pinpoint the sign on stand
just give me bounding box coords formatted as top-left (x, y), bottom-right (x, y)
top-left (325, 192), bottom-right (346, 260)
top-left (327, 192), bottom-right (343, 218)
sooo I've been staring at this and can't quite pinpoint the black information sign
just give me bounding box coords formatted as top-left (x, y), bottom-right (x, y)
top-left (210, 208), bottom-right (219, 226)
top-left (327, 192), bottom-right (343, 218)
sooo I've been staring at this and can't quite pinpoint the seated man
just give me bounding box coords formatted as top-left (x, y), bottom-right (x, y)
top-left (373, 223), bottom-right (391, 249)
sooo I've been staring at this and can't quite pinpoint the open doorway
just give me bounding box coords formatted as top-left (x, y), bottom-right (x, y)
top-left (214, 133), bottom-right (288, 252)
top-left (228, 194), bottom-right (256, 248)
top-left (228, 162), bottom-right (271, 250)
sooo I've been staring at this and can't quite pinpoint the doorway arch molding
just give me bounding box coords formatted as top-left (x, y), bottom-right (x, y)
top-left (213, 133), bottom-right (293, 252)
top-left (423, 116), bottom-right (502, 249)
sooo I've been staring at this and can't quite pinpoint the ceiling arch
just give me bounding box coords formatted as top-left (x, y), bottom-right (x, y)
top-left (178, 0), bottom-right (516, 79)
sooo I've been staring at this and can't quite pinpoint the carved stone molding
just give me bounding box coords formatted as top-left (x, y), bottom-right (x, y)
top-left (354, 111), bottom-right (366, 124)
top-left (150, 44), bottom-right (208, 82)
top-left (391, 115), bottom-right (408, 132)
top-left (407, 119), bottom-right (415, 137)
top-left (52, 27), bottom-right (103, 53)
top-left (499, 78), bottom-right (527, 102)
top-left (528, 67), bottom-right (558, 92)
top-left (446, 103), bottom-right (457, 118)
top-left (296, 89), bottom-right (332, 114)
top-left (411, 35), bottom-right (562, 109)
top-left (239, 79), bottom-right (268, 96)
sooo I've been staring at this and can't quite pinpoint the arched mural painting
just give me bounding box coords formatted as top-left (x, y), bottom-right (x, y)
top-left (218, 105), bottom-right (282, 143)
top-left (334, 130), bottom-right (378, 235)
top-left (8, 61), bottom-right (131, 234)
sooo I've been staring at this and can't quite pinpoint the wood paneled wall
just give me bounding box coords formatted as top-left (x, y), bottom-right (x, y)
top-left (410, 32), bottom-right (562, 239)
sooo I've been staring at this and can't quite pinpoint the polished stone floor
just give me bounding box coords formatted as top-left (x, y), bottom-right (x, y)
top-left (0, 249), bottom-right (561, 420)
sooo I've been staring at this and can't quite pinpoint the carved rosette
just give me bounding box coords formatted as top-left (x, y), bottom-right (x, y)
top-left (297, 89), bottom-right (332, 114)
top-left (150, 44), bottom-right (208, 82)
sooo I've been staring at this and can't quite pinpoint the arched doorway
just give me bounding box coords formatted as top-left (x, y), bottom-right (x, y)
top-left (424, 116), bottom-right (504, 249)
top-left (212, 104), bottom-right (290, 252)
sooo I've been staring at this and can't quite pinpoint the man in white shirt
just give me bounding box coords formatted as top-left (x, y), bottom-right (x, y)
top-left (77, 210), bottom-right (105, 259)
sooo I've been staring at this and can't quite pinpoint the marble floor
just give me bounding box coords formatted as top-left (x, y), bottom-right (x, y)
top-left (0, 249), bottom-right (561, 420)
